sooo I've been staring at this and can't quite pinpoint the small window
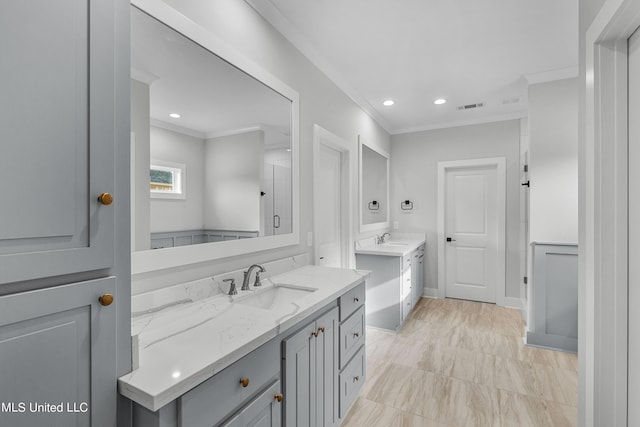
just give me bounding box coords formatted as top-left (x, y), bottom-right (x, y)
top-left (150, 161), bottom-right (186, 199)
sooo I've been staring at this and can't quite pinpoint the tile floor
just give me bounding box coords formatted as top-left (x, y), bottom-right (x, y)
top-left (342, 297), bottom-right (578, 427)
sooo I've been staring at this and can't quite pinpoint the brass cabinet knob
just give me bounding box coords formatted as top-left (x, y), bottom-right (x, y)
top-left (353, 332), bottom-right (360, 338)
top-left (274, 393), bottom-right (283, 402)
top-left (354, 297), bottom-right (359, 303)
top-left (98, 193), bottom-right (113, 205)
top-left (312, 331), bottom-right (319, 338)
top-left (318, 327), bottom-right (325, 334)
top-left (99, 294), bottom-right (114, 306)
top-left (240, 378), bottom-right (250, 388)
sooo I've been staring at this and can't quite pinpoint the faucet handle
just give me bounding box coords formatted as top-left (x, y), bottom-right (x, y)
top-left (254, 271), bottom-right (263, 287)
top-left (223, 278), bottom-right (237, 295)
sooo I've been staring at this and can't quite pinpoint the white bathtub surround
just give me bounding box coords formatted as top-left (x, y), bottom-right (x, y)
top-left (119, 265), bottom-right (369, 412)
top-left (354, 232), bottom-right (426, 257)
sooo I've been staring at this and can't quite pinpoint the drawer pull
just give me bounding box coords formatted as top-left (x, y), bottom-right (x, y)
top-left (353, 332), bottom-right (360, 338)
top-left (99, 294), bottom-right (114, 306)
top-left (353, 297), bottom-right (359, 303)
top-left (274, 393), bottom-right (283, 402)
top-left (312, 330), bottom-right (319, 337)
top-left (239, 378), bottom-right (250, 388)
top-left (318, 327), bottom-right (325, 334)
top-left (97, 192), bottom-right (113, 206)
top-left (353, 376), bottom-right (360, 382)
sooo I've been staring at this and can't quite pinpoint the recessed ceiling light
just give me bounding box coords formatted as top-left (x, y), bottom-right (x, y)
top-left (434, 99), bottom-right (447, 105)
top-left (169, 113), bottom-right (181, 118)
top-left (383, 100), bottom-right (395, 106)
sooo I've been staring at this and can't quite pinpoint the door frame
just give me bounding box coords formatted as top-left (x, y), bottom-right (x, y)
top-left (437, 157), bottom-right (507, 305)
top-left (312, 124), bottom-right (354, 268)
top-left (583, 1), bottom-right (640, 425)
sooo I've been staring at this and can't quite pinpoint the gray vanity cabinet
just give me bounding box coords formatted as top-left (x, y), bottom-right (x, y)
top-left (357, 252), bottom-right (414, 331)
top-left (0, 0), bottom-right (119, 285)
top-left (411, 245), bottom-right (425, 307)
top-left (0, 277), bottom-right (117, 427)
top-left (283, 306), bottom-right (339, 427)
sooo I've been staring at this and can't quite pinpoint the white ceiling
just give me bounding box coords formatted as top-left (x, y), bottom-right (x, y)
top-left (131, 7), bottom-right (291, 142)
top-left (247, 0), bottom-right (579, 134)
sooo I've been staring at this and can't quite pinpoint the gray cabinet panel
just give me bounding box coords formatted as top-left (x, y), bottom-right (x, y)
top-left (0, 0), bottom-right (116, 284)
top-left (527, 244), bottom-right (578, 352)
top-left (356, 254), bottom-right (402, 331)
top-left (283, 320), bottom-right (316, 427)
top-left (283, 306), bottom-right (338, 427)
top-left (314, 308), bottom-right (338, 427)
top-left (0, 277), bottom-right (117, 427)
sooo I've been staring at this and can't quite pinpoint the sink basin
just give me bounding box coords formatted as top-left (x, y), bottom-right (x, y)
top-left (235, 285), bottom-right (316, 311)
top-left (384, 242), bottom-right (408, 246)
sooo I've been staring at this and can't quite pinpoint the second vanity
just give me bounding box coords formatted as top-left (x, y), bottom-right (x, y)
top-left (119, 263), bottom-right (368, 427)
top-left (355, 234), bottom-right (426, 331)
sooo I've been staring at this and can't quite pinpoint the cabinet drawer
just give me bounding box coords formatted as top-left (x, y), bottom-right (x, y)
top-left (339, 347), bottom-right (365, 418)
top-left (221, 380), bottom-right (282, 427)
top-left (339, 306), bottom-right (365, 369)
top-left (339, 283), bottom-right (365, 321)
top-left (180, 338), bottom-right (280, 427)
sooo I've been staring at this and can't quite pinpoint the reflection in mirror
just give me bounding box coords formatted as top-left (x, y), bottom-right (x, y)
top-left (359, 140), bottom-right (389, 231)
top-left (131, 7), bottom-right (292, 252)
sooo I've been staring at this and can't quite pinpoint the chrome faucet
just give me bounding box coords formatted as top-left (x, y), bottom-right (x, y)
top-left (223, 278), bottom-right (237, 295)
top-left (242, 264), bottom-right (266, 290)
top-left (378, 232), bottom-right (391, 244)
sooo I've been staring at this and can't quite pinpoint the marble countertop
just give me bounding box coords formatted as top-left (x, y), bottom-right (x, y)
top-left (354, 236), bottom-right (425, 257)
top-left (118, 265), bottom-right (369, 412)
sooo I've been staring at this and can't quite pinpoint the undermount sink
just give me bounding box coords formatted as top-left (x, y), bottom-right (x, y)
top-left (234, 285), bottom-right (316, 311)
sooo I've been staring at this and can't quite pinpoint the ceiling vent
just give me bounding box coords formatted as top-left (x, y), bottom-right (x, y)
top-left (457, 102), bottom-right (484, 111)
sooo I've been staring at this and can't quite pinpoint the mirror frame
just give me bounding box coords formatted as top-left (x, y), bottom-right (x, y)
top-left (131, 0), bottom-right (300, 275)
top-left (358, 136), bottom-right (390, 233)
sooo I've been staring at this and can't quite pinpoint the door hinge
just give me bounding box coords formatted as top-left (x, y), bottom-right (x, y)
top-left (523, 276), bottom-right (528, 284)
top-left (524, 164), bottom-right (528, 173)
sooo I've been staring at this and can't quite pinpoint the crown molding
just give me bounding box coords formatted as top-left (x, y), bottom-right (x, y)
top-left (525, 67), bottom-right (579, 85)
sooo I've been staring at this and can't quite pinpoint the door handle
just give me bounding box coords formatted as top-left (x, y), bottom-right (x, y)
top-left (273, 214), bottom-right (281, 229)
top-left (446, 237), bottom-right (456, 242)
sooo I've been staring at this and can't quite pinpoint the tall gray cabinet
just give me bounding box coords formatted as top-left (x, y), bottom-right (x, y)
top-left (0, 1), bottom-right (130, 426)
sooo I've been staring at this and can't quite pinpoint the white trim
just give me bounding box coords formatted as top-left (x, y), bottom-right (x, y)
top-left (131, 68), bottom-right (159, 85)
top-left (437, 157), bottom-right (507, 306)
top-left (583, 0), bottom-right (640, 425)
top-left (205, 125), bottom-right (265, 140)
top-left (358, 136), bottom-right (390, 233)
top-left (149, 160), bottom-right (186, 200)
top-left (391, 111), bottom-right (528, 135)
top-left (150, 119), bottom-right (207, 139)
top-left (131, 0), bottom-right (300, 275)
top-left (524, 67), bottom-right (579, 85)
top-left (312, 125), bottom-right (354, 268)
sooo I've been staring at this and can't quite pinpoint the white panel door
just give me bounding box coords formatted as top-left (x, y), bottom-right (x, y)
top-left (316, 145), bottom-right (342, 267)
top-left (628, 25), bottom-right (640, 426)
top-left (444, 165), bottom-right (499, 303)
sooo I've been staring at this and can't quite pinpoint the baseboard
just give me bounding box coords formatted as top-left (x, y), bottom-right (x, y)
top-left (422, 287), bottom-right (439, 298)
top-left (501, 297), bottom-right (523, 310)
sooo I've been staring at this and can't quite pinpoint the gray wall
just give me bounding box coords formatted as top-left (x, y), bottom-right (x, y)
top-left (528, 78), bottom-right (579, 244)
top-left (390, 120), bottom-right (521, 299)
top-left (131, 0), bottom-right (390, 293)
top-left (150, 126), bottom-right (205, 233)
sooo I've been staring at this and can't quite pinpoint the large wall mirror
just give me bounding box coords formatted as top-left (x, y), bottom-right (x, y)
top-left (131, 1), bottom-right (299, 274)
top-left (359, 136), bottom-right (390, 233)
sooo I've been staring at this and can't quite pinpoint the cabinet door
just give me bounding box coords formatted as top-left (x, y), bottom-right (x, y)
top-left (283, 320), bottom-right (317, 427)
top-left (314, 307), bottom-right (339, 427)
top-left (221, 381), bottom-right (282, 427)
top-left (0, 277), bottom-right (117, 427)
top-left (0, 0), bottom-right (116, 284)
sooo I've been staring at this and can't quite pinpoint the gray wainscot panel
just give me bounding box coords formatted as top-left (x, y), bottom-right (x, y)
top-left (526, 242), bottom-right (578, 353)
